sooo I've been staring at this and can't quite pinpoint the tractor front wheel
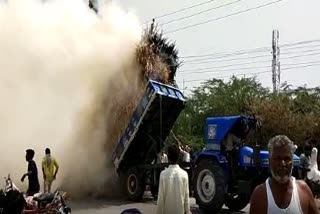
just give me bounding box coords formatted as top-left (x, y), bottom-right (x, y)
top-left (193, 160), bottom-right (226, 214)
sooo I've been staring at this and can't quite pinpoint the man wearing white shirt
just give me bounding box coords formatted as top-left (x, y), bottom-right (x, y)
top-left (157, 151), bottom-right (168, 164)
top-left (156, 144), bottom-right (191, 214)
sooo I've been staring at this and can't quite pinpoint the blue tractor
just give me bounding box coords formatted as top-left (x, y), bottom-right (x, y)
top-left (192, 115), bottom-right (300, 213)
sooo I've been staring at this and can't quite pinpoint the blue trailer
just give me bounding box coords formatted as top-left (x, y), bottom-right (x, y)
top-left (193, 115), bottom-right (300, 213)
top-left (111, 80), bottom-right (186, 201)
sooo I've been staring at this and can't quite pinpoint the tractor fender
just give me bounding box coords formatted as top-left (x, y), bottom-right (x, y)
top-left (194, 150), bottom-right (226, 166)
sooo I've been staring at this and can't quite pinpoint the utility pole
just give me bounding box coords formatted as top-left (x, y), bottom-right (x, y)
top-left (272, 30), bottom-right (280, 93)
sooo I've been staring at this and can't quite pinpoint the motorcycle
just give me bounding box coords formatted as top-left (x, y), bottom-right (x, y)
top-left (0, 175), bottom-right (25, 214)
top-left (0, 174), bottom-right (71, 214)
top-left (23, 190), bottom-right (71, 214)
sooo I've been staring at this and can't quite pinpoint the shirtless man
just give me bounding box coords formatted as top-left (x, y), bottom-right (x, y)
top-left (250, 135), bottom-right (318, 214)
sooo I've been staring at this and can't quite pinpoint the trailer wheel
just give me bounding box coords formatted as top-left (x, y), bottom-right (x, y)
top-left (224, 193), bottom-right (250, 211)
top-left (193, 160), bottom-right (226, 214)
top-left (122, 168), bottom-right (144, 201)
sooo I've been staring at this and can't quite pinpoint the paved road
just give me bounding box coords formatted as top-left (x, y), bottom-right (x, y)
top-left (70, 195), bottom-right (249, 214)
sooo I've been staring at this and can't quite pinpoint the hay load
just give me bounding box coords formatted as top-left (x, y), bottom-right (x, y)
top-left (106, 21), bottom-right (182, 158)
top-left (136, 21), bottom-right (180, 85)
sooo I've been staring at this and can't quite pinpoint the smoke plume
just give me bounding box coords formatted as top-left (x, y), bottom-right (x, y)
top-left (0, 0), bottom-right (143, 196)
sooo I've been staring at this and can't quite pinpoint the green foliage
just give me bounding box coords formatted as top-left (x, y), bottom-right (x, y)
top-left (171, 76), bottom-right (320, 150)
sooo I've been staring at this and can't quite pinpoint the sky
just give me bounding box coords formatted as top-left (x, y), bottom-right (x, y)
top-left (114, 0), bottom-right (320, 95)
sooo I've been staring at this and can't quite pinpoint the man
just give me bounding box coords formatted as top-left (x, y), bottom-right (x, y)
top-left (299, 143), bottom-right (312, 180)
top-left (157, 150), bottom-right (168, 164)
top-left (21, 149), bottom-right (40, 196)
top-left (152, 150), bottom-right (168, 200)
top-left (179, 144), bottom-right (192, 196)
top-left (42, 148), bottom-right (59, 193)
top-left (156, 144), bottom-right (191, 214)
top-left (250, 135), bottom-right (318, 214)
top-left (223, 133), bottom-right (241, 152)
top-left (307, 147), bottom-right (320, 183)
top-left (224, 133), bottom-right (241, 191)
top-left (181, 145), bottom-right (191, 164)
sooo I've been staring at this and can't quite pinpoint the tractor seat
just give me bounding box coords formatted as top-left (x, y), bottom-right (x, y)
top-left (33, 193), bottom-right (55, 203)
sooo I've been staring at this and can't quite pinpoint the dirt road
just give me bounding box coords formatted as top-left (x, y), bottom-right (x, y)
top-left (69, 192), bottom-right (320, 214)
top-left (70, 196), bottom-right (249, 214)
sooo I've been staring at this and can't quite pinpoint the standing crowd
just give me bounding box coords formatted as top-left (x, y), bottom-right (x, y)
top-left (21, 148), bottom-right (59, 196)
top-left (155, 135), bottom-right (320, 214)
top-left (19, 136), bottom-right (320, 214)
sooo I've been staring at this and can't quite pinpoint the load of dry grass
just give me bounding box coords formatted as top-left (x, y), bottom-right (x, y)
top-left (136, 21), bottom-right (180, 85)
top-left (106, 22), bottom-right (181, 155)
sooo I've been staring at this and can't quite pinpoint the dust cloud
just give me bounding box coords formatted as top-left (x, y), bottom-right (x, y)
top-left (0, 0), bottom-right (143, 196)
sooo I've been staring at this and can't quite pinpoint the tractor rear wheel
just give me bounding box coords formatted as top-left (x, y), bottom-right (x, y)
top-left (193, 159), bottom-right (226, 214)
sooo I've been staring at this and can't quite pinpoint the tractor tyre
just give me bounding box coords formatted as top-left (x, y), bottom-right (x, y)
top-left (121, 167), bottom-right (144, 202)
top-left (225, 193), bottom-right (250, 211)
top-left (193, 159), bottom-right (226, 214)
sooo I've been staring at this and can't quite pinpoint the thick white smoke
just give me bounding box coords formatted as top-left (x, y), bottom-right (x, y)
top-left (0, 0), bottom-right (142, 196)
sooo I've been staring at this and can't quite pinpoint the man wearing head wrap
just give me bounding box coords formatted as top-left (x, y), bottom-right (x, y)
top-left (21, 149), bottom-right (40, 196)
top-left (42, 148), bottom-right (59, 193)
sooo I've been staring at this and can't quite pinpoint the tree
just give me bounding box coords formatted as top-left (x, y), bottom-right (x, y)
top-left (172, 76), bottom-right (268, 148)
top-left (171, 76), bottom-right (320, 150)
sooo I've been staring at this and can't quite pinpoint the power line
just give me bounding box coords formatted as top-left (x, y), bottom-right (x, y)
top-left (144, 0), bottom-right (216, 23)
top-left (181, 60), bottom-right (271, 73)
top-left (282, 60), bottom-right (320, 68)
top-left (183, 70), bottom-right (270, 83)
top-left (165, 0), bottom-right (286, 34)
top-left (183, 54), bottom-right (271, 64)
top-left (184, 58), bottom-right (270, 67)
top-left (181, 39), bottom-right (320, 59)
top-left (161, 0), bottom-right (242, 26)
top-left (281, 48), bottom-right (320, 56)
top-left (180, 64), bottom-right (269, 75)
top-left (180, 63), bottom-right (320, 83)
top-left (282, 63), bottom-right (320, 71)
top-left (183, 51), bottom-right (320, 66)
top-left (280, 43), bottom-right (320, 51)
top-left (180, 60), bottom-right (320, 74)
top-left (280, 39), bottom-right (320, 48)
top-left (281, 52), bottom-right (320, 60)
top-left (181, 47), bottom-right (320, 63)
top-left (181, 46), bottom-right (270, 59)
